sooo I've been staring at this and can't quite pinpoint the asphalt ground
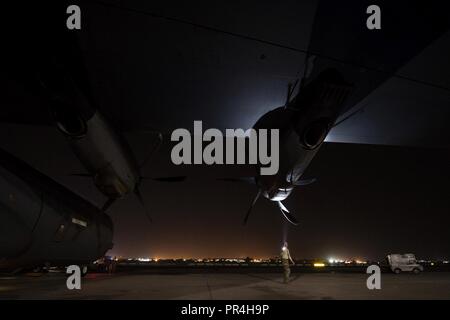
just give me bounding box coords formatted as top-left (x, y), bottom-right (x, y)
top-left (1, 269), bottom-right (449, 299)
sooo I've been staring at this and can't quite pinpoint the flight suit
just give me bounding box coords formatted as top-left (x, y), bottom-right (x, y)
top-left (281, 247), bottom-right (292, 283)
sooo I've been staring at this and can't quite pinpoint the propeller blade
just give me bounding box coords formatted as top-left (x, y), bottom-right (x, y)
top-left (134, 186), bottom-right (152, 223)
top-left (277, 201), bottom-right (299, 226)
top-left (243, 189), bottom-right (261, 226)
top-left (101, 198), bottom-right (116, 212)
top-left (292, 178), bottom-right (317, 186)
top-left (278, 201), bottom-right (289, 213)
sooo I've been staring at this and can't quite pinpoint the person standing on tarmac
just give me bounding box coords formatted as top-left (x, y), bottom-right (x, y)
top-left (280, 241), bottom-right (295, 283)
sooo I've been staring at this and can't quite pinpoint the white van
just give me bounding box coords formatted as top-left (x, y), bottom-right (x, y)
top-left (387, 254), bottom-right (424, 274)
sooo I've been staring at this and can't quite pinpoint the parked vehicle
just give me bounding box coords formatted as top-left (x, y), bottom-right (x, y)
top-left (387, 254), bottom-right (424, 274)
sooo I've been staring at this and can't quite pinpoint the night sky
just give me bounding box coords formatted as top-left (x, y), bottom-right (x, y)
top-left (2, 1), bottom-right (450, 261)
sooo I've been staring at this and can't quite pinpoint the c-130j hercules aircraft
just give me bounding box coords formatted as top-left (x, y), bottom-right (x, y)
top-left (1, 1), bottom-right (450, 269)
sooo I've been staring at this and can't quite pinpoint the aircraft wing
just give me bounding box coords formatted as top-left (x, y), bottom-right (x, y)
top-left (325, 29), bottom-right (450, 147)
top-left (2, 1), bottom-right (449, 147)
top-left (303, 1), bottom-right (450, 147)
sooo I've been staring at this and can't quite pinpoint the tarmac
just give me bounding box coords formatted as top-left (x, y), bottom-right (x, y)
top-left (1, 271), bottom-right (450, 299)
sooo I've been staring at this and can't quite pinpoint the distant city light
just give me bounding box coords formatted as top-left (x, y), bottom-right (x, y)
top-left (138, 258), bottom-right (150, 262)
top-left (328, 257), bottom-right (345, 264)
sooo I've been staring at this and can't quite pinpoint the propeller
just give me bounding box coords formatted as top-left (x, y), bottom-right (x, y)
top-left (287, 169), bottom-right (317, 186)
top-left (277, 201), bottom-right (299, 226)
top-left (134, 184), bottom-right (152, 223)
top-left (243, 189), bottom-right (262, 225)
top-left (242, 191), bottom-right (299, 226)
top-left (219, 176), bottom-right (301, 226)
top-left (292, 177), bottom-right (317, 186)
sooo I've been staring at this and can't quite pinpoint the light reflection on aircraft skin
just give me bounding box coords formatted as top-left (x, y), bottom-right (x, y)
top-left (0, 148), bottom-right (113, 273)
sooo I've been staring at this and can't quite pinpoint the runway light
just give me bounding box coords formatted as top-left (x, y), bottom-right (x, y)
top-left (314, 263), bottom-right (325, 268)
top-left (138, 258), bottom-right (150, 262)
